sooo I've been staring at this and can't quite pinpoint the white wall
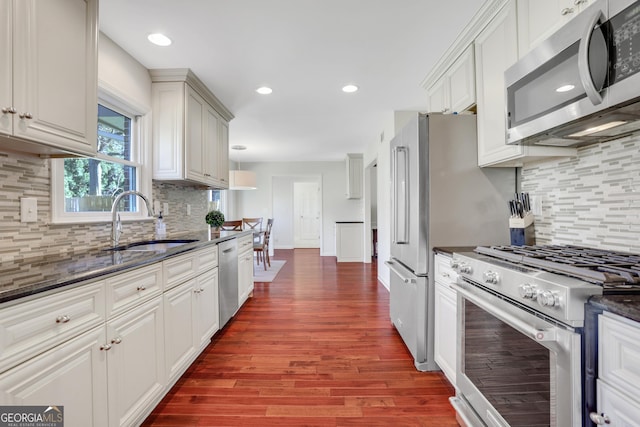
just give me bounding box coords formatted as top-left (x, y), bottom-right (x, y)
top-left (233, 162), bottom-right (363, 256)
top-left (364, 114), bottom-right (395, 290)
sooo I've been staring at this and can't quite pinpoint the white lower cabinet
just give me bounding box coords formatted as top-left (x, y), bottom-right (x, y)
top-left (0, 241), bottom-right (229, 426)
top-left (336, 222), bottom-right (364, 262)
top-left (238, 234), bottom-right (254, 306)
top-left (0, 326), bottom-right (108, 427)
top-left (433, 254), bottom-right (458, 387)
top-left (106, 297), bottom-right (165, 427)
top-left (595, 312), bottom-right (640, 425)
top-left (164, 265), bottom-right (220, 385)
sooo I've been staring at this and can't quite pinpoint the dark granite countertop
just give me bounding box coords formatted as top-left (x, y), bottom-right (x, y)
top-left (589, 295), bottom-right (640, 323)
top-left (433, 246), bottom-right (477, 256)
top-left (0, 229), bottom-right (252, 305)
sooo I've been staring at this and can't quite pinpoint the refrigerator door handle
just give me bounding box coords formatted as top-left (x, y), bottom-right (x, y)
top-left (385, 260), bottom-right (416, 283)
top-left (392, 146), bottom-right (409, 244)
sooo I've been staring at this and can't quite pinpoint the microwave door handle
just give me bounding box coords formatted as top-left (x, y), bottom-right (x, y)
top-left (578, 9), bottom-right (606, 105)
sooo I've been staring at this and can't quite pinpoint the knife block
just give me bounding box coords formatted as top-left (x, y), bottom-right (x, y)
top-left (509, 213), bottom-right (535, 246)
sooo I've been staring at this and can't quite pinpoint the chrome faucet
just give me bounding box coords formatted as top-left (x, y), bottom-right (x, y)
top-left (110, 190), bottom-right (156, 247)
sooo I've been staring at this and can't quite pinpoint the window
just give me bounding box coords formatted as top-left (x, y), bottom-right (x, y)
top-left (52, 90), bottom-right (151, 223)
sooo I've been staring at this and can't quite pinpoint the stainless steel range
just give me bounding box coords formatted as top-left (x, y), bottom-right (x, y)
top-left (449, 245), bottom-right (640, 427)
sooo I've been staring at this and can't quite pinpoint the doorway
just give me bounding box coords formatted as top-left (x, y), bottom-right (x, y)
top-left (293, 181), bottom-right (320, 248)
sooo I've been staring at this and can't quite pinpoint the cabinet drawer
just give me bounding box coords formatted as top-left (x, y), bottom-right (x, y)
top-left (434, 254), bottom-right (457, 285)
top-left (0, 281), bottom-right (106, 373)
top-left (599, 312), bottom-right (640, 397)
top-left (197, 245), bottom-right (218, 272)
top-left (597, 379), bottom-right (640, 425)
top-left (105, 264), bottom-right (163, 319)
top-left (237, 235), bottom-right (253, 254)
top-left (163, 252), bottom-right (198, 290)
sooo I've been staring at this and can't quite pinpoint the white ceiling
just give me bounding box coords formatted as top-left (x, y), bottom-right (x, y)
top-left (100, 0), bottom-right (485, 162)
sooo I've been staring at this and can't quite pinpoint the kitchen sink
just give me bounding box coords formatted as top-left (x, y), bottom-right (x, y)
top-left (104, 239), bottom-right (198, 252)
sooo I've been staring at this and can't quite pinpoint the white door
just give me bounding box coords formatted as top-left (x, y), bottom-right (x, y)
top-left (293, 182), bottom-right (320, 248)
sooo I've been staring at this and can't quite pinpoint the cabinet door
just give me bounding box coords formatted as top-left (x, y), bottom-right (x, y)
top-left (0, 0), bottom-right (11, 137)
top-left (217, 119), bottom-right (230, 187)
top-left (195, 268), bottom-right (219, 349)
top-left (106, 297), bottom-right (165, 427)
top-left (475, 2), bottom-right (523, 167)
top-left (427, 78), bottom-right (449, 114)
top-left (238, 249), bottom-right (253, 306)
top-left (185, 85), bottom-right (206, 183)
top-left (517, 0), bottom-right (586, 57)
top-left (448, 46), bottom-right (476, 113)
top-left (597, 380), bottom-right (640, 427)
top-left (163, 280), bottom-right (197, 384)
top-left (204, 104), bottom-right (220, 186)
top-left (12, 0), bottom-right (97, 156)
top-left (434, 280), bottom-right (457, 386)
top-left (0, 327), bottom-right (108, 427)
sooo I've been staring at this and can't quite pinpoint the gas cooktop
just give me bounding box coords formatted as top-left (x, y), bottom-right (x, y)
top-left (475, 245), bottom-right (640, 289)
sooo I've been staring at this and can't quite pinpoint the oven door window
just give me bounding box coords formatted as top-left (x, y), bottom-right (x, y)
top-left (463, 299), bottom-right (551, 426)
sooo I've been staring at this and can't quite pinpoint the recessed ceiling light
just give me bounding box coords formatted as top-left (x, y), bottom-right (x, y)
top-left (256, 86), bottom-right (273, 95)
top-left (147, 33), bottom-right (172, 46)
top-left (556, 84), bottom-right (575, 93)
top-left (231, 145), bottom-right (247, 150)
top-left (342, 84), bottom-right (359, 93)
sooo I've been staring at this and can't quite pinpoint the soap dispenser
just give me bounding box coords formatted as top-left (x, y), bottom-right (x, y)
top-left (155, 211), bottom-right (166, 237)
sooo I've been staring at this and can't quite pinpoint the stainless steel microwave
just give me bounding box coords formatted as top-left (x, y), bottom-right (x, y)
top-left (505, 0), bottom-right (640, 147)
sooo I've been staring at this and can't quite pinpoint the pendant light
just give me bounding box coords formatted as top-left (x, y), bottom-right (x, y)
top-left (229, 169), bottom-right (257, 190)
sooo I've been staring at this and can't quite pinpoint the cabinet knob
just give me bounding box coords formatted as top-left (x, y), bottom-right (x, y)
top-left (589, 412), bottom-right (610, 425)
top-left (111, 337), bottom-right (122, 345)
top-left (18, 112), bottom-right (33, 119)
top-left (1, 107), bottom-right (16, 114)
top-left (100, 344), bottom-right (112, 351)
top-left (574, 0), bottom-right (587, 5)
top-left (55, 315), bottom-right (71, 324)
top-left (136, 285), bottom-right (146, 291)
top-left (561, 7), bottom-right (575, 15)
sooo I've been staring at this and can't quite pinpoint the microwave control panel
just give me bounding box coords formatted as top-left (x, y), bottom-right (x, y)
top-left (611, 2), bottom-right (640, 83)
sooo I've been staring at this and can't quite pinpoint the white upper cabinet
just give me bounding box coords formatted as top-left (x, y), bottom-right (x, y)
top-left (427, 45), bottom-right (476, 114)
top-left (475, 0), bottom-right (577, 167)
top-left (346, 153), bottom-right (363, 199)
top-left (517, 0), bottom-right (591, 57)
top-left (0, 0), bottom-right (98, 157)
top-left (150, 69), bottom-right (234, 189)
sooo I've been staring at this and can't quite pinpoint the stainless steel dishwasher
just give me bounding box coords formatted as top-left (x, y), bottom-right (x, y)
top-left (218, 238), bottom-right (239, 328)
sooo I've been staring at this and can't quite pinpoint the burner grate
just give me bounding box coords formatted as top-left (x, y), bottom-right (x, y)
top-left (475, 245), bottom-right (640, 285)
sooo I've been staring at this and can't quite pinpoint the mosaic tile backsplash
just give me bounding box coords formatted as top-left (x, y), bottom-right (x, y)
top-left (0, 151), bottom-right (211, 263)
top-left (521, 134), bottom-right (640, 253)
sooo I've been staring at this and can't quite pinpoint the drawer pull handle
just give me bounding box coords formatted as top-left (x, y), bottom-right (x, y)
top-left (2, 107), bottom-right (16, 114)
top-left (561, 7), bottom-right (574, 15)
top-left (194, 287), bottom-right (205, 294)
top-left (56, 315), bottom-right (71, 324)
top-left (441, 272), bottom-right (450, 279)
top-left (136, 285), bottom-right (146, 291)
top-left (100, 344), bottom-right (112, 351)
top-left (589, 412), bottom-right (610, 425)
top-left (18, 112), bottom-right (33, 119)
top-left (111, 337), bottom-right (122, 345)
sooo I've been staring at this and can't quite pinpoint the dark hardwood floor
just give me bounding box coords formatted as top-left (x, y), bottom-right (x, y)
top-left (142, 249), bottom-right (458, 426)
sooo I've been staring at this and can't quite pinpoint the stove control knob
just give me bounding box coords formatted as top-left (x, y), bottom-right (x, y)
top-left (518, 283), bottom-right (537, 299)
top-left (483, 271), bottom-right (499, 284)
top-left (537, 290), bottom-right (558, 308)
top-left (459, 263), bottom-right (473, 274)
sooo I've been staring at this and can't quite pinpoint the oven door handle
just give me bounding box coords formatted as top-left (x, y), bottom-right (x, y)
top-left (385, 260), bottom-right (416, 284)
top-left (452, 283), bottom-right (560, 346)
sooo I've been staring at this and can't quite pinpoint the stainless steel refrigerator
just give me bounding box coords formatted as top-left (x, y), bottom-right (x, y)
top-left (385, 113), bottom-right (515, 371)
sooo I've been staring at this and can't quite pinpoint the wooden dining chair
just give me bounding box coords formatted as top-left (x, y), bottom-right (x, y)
top-left (242, 217), bottom-right (263, 231)
top-left (254, 218), bottom-right (273, 270)
top-left (220, 220), bottom-right (243, 230)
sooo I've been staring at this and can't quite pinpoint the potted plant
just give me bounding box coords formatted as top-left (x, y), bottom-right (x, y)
top-left (205, 210), bottom-right (225, 237)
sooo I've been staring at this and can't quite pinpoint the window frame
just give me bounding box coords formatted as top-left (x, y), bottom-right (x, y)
top-left (51, 86), bottom-right (152, 224)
